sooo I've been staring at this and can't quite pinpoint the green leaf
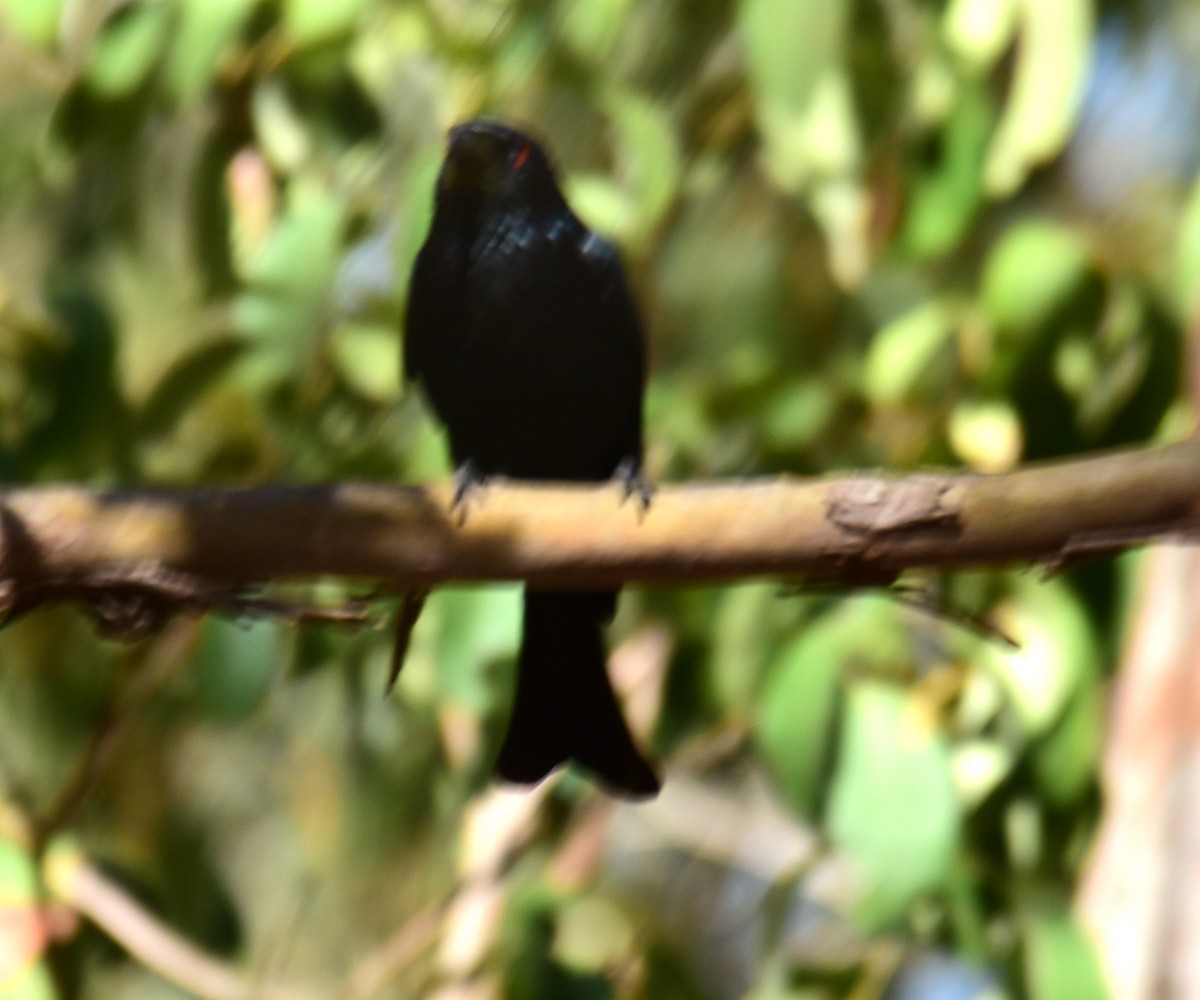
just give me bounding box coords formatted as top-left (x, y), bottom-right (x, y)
top-left (981, 222), bottom-right (1091, 333)
top-left (827, 681), bottom-right (959, 928)
top-left (251, 78), bottom-right (312, 173)
top-left (762, 379), bottom-right (835, 450)
top-left (234, 178), bottom-right (347, 382)
top-left (553, 896), bottom-right (634, 974)
top-left (557, 0), bottom-right (632, 66)
top-left (242, 181), bottom-right (346, 294)
top-left (165, 0), bottom-right (256, 101)
top-left (1, 0), bottom-right (64, 49)
top-left (1031, 666), bottom-right (1101, 807)
top-left (0, 840), bottom-right (55, 1000)
top-left (983, 575), bottom-right (1097, 739)
top-left (1022, 910), bottom-right (1111, 1000)
top-left (947, 397), bottom-right (1022, 472)
top-left (329, 322), bottom-right (401, 403)
top-left (708, 583), bottom-right (782, 715)
top-left (865, 299), bottom-right (956, 405)
top-left (598, 88), bottom-right (681, 245)
top-left (643, 375), bottom-right (714, 464)
top-left (943, 0), bottom-right (1017, 72)
top-left (84, 2), bottom-right (172, 99)
top-left (282, 0), bottom-right (373, 48)
top-left (951, 739), bottom-right (1014, 808)
top-left (903, 82), bottom-right (991, 258)
top-left (738, 0), bottom-right (857, 192)
top-left (755, 619), bottom-right (844, 818)
top-left (1175, 175), bottom-right (1200, 319)
top-left (983, 0), bottom-right (1093, 196)
top-left (0, 838), bottom-right (37, 903)
top-left (562, 176), bottom-right (633, 250)
top-left (739, 0), bottom-right (846, 132)
top-left (428, 587), bottom-right (522, 714)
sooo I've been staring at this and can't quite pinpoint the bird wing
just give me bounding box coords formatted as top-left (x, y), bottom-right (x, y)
top-left (401, 242), bottom-right (441, 388)
top-left (574, 230), bottom-right (647, 462)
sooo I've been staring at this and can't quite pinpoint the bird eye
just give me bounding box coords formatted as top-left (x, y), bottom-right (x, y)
top-left (512, 143), bottom-right (531, 171)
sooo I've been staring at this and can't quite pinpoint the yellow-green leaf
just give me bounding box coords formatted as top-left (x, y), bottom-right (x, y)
top-left (984, 0), bottom-right (1093, 196)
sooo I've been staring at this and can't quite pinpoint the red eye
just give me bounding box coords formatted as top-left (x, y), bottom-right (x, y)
top-left (512, 143), bottom-right (531, 170)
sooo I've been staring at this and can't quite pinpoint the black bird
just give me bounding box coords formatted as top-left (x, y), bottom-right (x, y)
top-left (404, 121), bottom-right (660, 797)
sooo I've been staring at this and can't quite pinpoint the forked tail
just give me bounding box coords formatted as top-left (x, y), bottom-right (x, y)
top-left (495, 590), bottom-right (660, 797)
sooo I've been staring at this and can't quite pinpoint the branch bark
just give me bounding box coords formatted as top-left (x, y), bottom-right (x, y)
top-left (0, 442), bottom-right (1196, 602)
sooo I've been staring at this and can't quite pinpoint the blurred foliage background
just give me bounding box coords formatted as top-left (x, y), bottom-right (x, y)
top-left (0, 0), bottom-right (1197, 997)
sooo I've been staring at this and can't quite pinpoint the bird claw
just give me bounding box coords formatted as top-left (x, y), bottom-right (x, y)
top-left (614, 457), bottom-right (653, 512)
top-left (451, 460), bottom-right (488, 524)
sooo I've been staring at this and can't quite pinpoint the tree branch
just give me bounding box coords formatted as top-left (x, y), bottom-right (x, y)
top-left (0, 443), bottom-right (1196, 610)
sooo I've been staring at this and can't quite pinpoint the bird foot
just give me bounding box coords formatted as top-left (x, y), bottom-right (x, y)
top-left (614, 457), bottom-right (653, 513)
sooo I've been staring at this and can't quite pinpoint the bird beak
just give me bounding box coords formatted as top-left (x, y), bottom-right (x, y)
top-left (439, 125), bottom-right (504, 196)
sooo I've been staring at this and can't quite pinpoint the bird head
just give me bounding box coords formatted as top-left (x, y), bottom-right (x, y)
top-left (436, 121), bottom-right (560, 210)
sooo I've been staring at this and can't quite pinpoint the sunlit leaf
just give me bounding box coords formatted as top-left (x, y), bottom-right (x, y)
top-left (252, 78), bottom-right (312, 173)
top-left (983, 0), bottom-right (1093, 196)
top-left (166, 0), bottom-right (256, 101)
top-left (948, 398), bottom-right (1023, 472)
top-left (981, 221), bottom-right (1091, 333)
top-left (740, 0), bottom-right (864, 290)
top-left (865, 299), bottom-right (956, 405)
top-left (553, 896), bottom-right (634, 974)
top-left (283, 0), bottom-right (373, 48)
top-left (329, 322), bottom-right (401, 403)
top-left (951, 739), bottom-right (1013, 808)
top-left (984, 576), bottom-right (1097, 741)
top-left (943, 0), bottom-right (1017, 72)
top-left (0, 840), bottom-right (54, 1000)
top-left (1, 0), bottom-right (63, 49)
top-left (1175, 174), bottom-right (1200, 319)
top-left (0, 838), bottom-right (37, 901)
top-left (739, 0), bottom-right (840, 101)
top-left (563, 175), bottom-right (634, 249)
top-left (1022, 909), bottom-right (1110, 1000)
top-left (84, 2), bottom-right (171, 99)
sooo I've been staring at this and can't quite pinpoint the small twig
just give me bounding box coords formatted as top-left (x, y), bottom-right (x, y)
top-left (46, 838), bottom-right (453, 1000)
top-left (0, 565), bottom-right (370, 640)
top-left (775, 578), bottom-right (1018, 649)
top-left (44, 848), bottom-right (316, 1000)
top-left (36, 782), bottom-right (561, 1000)
top-left (890, 582), bottom-right (1019, 649)
top-left (34, 617), bottom-right (199, 844)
